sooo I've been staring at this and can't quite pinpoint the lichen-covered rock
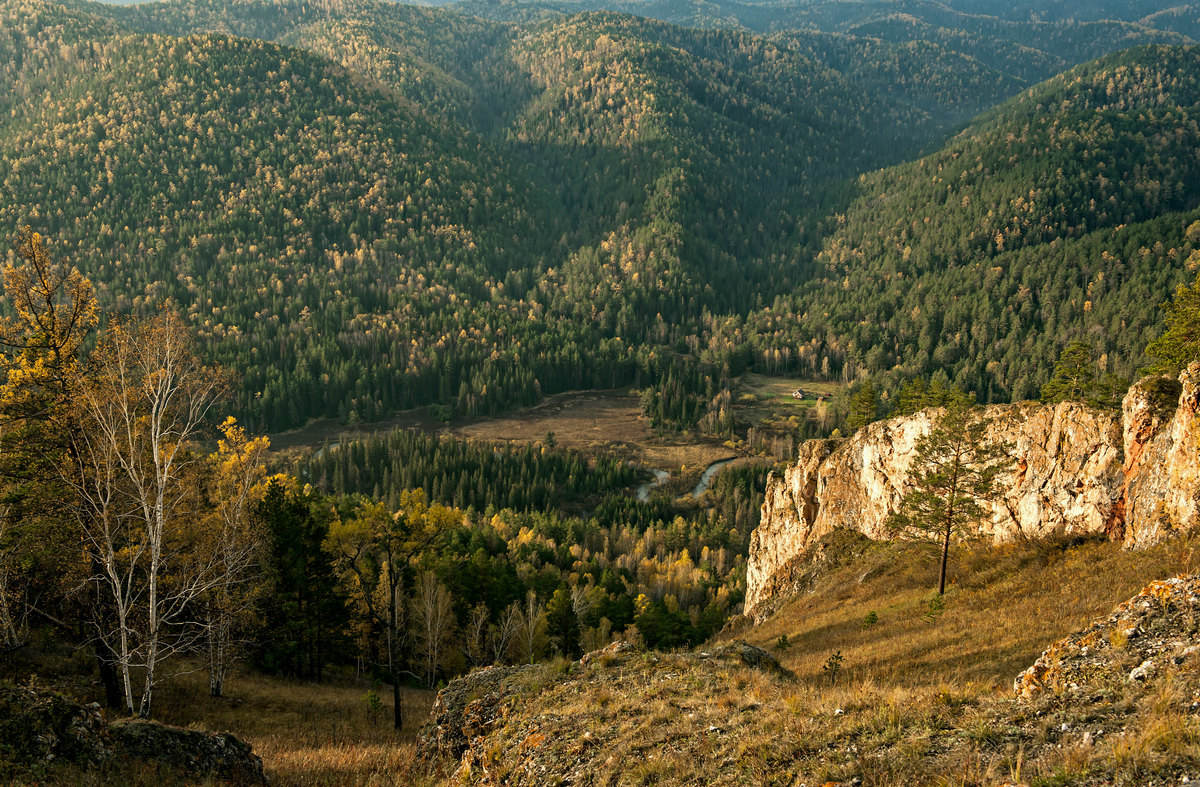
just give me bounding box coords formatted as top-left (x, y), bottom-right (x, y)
top-left (421, 644), bottom-right (802, 785)
top-left (705, 640), bottom-right (794, 679)
top-left (420, 663), bottom-right (540, 761)
top-left (577, 640), bottom-right (633, 668)
top-left (0, 685), bottom-right (111, 775)
top-left (0, 684), bottom-right (266, 784)
top-left (1014, 575), bottom-right (1200, 702)
top-left (746, 367), bottom-right (1200, 619)
top-left (110, 718), bottom-right (267, 785)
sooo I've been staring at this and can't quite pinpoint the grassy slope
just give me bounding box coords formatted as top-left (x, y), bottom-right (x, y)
top-left (6, 533), bottom-right (1197, 785)
top-left (431, 534), bottom-right (1200, 786)
top-left (740, 533), bottom-right (1196, 686)
top-left (3, 638), bottom-right (444, 786)
top-left (151, 672), bottom-right (442, 787)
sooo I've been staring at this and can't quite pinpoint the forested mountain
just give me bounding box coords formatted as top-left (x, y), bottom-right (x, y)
top-left (730, 45), bottom-right (1200, 401)
top-left (5, 0), bottom-right (1200, 436)
top-left (1, 0), bottom-right (571, 431)
top-left (5, 0), bottom-right (1022, 432)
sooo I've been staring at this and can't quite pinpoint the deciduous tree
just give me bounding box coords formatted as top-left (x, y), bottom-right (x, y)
top-left (202, 417), bottom-right (271, 698)
top-left (325, 490), bottom-right (457, 728)
top-left (412, 570), bottom-right (456, 687)
top-left (68, 312), bottom-right (228, 717)
top-left (0, 228), bottom-right (96, 655)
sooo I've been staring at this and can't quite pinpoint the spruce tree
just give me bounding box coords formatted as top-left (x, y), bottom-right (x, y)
top-left (847, 380), bottom-right (878, 432)
top-left (1040, 341), bottom-right (1095, 404)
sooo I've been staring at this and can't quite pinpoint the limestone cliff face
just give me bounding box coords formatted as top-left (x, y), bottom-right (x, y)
top-left (744, 364), bottom-right (1200, 619)
top-left (1122, 368), bottom-right (1200, 547)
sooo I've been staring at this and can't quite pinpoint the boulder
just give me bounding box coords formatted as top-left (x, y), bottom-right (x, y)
top-left (707, 640), bottom-right (794, 679)
top-left (420, 663), bottom-right (539, 761)
top-left (110, 718), bottom-right (267, 785)
top-left (0, 684), bottom-right (266, 784)
top-left (0, 685), bottom-right (111, 775)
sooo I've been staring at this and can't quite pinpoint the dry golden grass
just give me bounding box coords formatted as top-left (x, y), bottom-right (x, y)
top-left (738, 533), bottom-right (1197, 689)
top-left (268, 387), bottom-right (743, 498)
top-left (739, 373), bottom-right (843, 402)
top-left (268, 409), bottom-right (437, 454)
top-left (454, 389), bottom-right (736, 473)
top-left (453, 390), bottom-right (647, 452)
top-left (152, 669), bottom-right (444, 786)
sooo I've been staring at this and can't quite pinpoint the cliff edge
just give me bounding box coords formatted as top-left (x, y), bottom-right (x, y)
top-left (745, 364), bottom-right (1200, 619)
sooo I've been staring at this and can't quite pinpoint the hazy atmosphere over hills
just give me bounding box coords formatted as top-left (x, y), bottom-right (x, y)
top-left (3, 0), bottom-right (1200, 784)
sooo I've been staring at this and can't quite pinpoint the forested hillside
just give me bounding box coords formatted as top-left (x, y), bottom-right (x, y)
top-left (730, 45), bottom-right (1200, 401)
top-left (5, 0), bottom-right (1200, 437)
top-left (454, 0), bottom-right (1197, 84)
top-left (6, 0), bottom-right (1020, 433)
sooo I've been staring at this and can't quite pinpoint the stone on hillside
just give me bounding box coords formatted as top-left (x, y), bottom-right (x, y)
top-left (0, 685), bottom-right (266, 784)
top-left (421, 663), bottom-right (540, 760)
top-left (709, 640), bottom-right (795, 679)
top-left (0, 685), bottom-right (111, 772)
top-left (577, 640), bottom-right (634, 668)
top-left (110, 718), bottom-right (267, 785)
top-left (1015, 575), bottom-right (1200, 702)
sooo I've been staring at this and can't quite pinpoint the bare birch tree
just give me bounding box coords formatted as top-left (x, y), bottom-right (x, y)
top-left (489, 600), bottom-right (521, 664)
top-left (463, 602), bottom-right (490, 668)
top-left (412, 571), bottom-right (456, 686)
top-left (68, 313), bottom-right (229, 717)
top-left (517, 589), bottom-right (547, 665)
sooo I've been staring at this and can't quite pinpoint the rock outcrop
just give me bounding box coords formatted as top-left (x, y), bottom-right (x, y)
top-left (745, 365), bottom-right (1200, 618)
top-left (420, 663), bottom-right (541, 761)
top-left (1014, 575), bottom-right (1200, 702)
top-left (1122, 370), bottom-right (1200, 547)
top-left (0, 684), bottom-right (267, 784)
top-left (110, 718), bottom-right (267, 785)
top-left (421, 641), bottom-right (799, 785)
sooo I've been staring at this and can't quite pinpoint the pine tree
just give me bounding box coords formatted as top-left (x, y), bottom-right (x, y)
top-left (1146, 271), bottom-right (1200, 375)
top-left (847, 380), bottom-right (878, 431)
top-left (887, 390), bottom-right (1011, 596)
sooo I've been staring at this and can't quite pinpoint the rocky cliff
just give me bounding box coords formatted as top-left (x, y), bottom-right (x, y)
top-left (745, 364), bottom-right (1200, 619)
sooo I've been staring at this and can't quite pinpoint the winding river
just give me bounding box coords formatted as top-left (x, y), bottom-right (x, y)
top-left (690, 458), bottom-right (736, 497)
top-left (635, 469), bottom-right (670, 502)
top-left (635, 458), bottom-right (737, 501)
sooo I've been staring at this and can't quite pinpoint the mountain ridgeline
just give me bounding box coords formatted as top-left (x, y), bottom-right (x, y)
top-left (454, 0), bottom-right (1197, 82)
top-left (2, 0), bottom-right (1199, 432)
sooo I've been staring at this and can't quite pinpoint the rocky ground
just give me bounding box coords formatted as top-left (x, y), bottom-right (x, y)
top-left (421, 575), bottom-right (1200, 786)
